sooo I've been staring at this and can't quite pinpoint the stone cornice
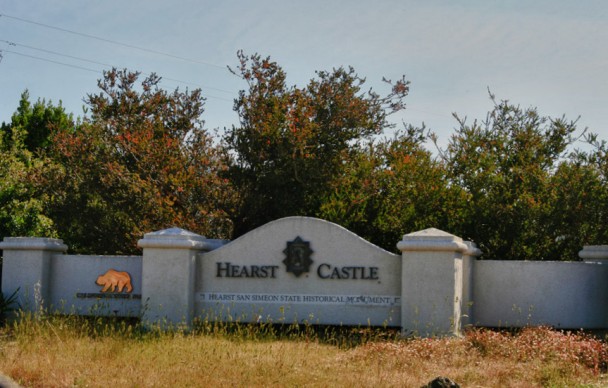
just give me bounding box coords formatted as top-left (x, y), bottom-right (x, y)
top-left (0, 237), bottom-right (67, 252)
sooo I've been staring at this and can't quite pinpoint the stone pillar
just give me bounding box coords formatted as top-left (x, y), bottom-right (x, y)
top-left (0, 237), bottom-right (67, 312)
top-left (138, 228), bottom-right (213, 326)
top-left (397, 228), bottom-right (480, 337)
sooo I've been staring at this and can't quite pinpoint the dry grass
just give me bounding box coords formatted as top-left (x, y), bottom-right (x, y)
top-left (0, 314), bottom-right (606, 387)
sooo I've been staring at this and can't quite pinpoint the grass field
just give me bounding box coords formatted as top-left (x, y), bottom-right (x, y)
top-left (0, 313), bottom-right (607, 387)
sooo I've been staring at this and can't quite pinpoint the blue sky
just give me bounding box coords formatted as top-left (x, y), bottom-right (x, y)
top-left (1, 1), bottom-right (606, 147)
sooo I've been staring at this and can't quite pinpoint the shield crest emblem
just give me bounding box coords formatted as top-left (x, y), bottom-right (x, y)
top-left (282, 236), bottom-right (313, 277)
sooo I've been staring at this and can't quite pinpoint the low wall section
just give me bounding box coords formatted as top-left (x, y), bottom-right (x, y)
top-left (50, 255), bottom-right (142, 316)
top-left (1, 236), bottom-right (142, 316)
top-left (473, 259), bottom-right (608, 329)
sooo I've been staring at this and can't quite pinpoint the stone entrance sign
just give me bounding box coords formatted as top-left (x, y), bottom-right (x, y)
top-left (195, 217), bottom-right (402, 326)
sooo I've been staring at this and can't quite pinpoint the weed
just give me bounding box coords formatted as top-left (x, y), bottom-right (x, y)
top-left (0, 288), bottom-right (19, 323)
top-left (0, 315), bottom-right (606, 387)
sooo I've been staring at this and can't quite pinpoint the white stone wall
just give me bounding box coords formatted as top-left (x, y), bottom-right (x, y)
top-left (0, 240), bottom-right (142, 317)
top-left (472, 260), bottom-right (608, 329)
top-left (3, 219), bottom-right (608, 335)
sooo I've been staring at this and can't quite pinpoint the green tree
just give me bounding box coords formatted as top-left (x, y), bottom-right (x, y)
top-left (0, 129), bottom-right (57, 240)
top-left (438, 94), bottom-right (583, 260)
top-left (543, 154), bottom-right (606, 260)
top-left (47, 69), bottom-right (235, 254)
top-left (318, 125), bottom-right (465, 251)
top-left (1, 90), bottom-right (73, 151)
top-left (545, 132), bottom-right (608, 258)
top-left (225, 51), bottom-right (410, 236)
top-left (0, 91), bottom-right (70, 240)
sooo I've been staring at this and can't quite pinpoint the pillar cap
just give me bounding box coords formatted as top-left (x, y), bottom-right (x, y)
top-left (138, 227), bottom-right (210, 250)
top-left (579, 245), bottom-right (608, 261)
top-left (397, 228), bottom-right (479, 255)
top-left (0, 237), bottom-right (67, 252)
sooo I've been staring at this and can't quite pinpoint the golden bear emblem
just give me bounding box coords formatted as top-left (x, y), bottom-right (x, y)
top-left (96, 269), bottom-right (133, 293)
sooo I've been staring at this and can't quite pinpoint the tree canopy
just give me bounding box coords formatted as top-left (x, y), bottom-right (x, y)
top-left (437, 94), bottom-right (585, 260)
top-left (44, 69), bottom-right (235, 254)
top-left (0, 53), bottom-right (605, 261)
top-left (0, 91), bottom-right (70, 240)
top-left (224, 51), bottom-right (410, 236)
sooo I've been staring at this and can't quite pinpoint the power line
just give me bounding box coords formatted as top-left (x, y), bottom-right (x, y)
top-left (0, 13), bottom-right (227, 70)
top-left (3, 49), bottom-right (100, 74)
top-left (0, 39), bottom-right (234, 95)
top-left (0, 49), bottom-right (234, 102)
top-left (1, 38), bottom-right (111, 67)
